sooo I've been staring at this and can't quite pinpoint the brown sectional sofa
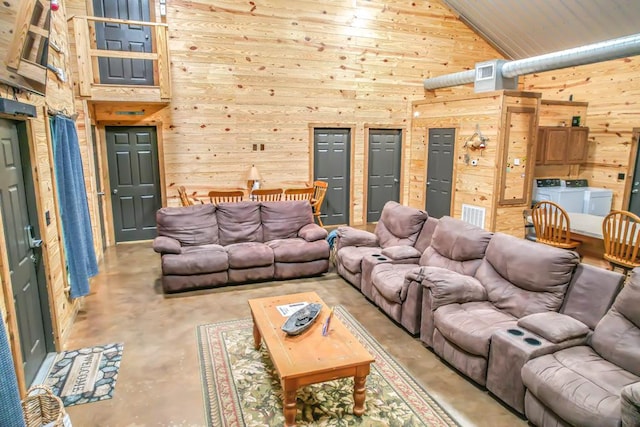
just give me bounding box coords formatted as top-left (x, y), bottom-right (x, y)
top-left (335, 204), bottom-right (639, 426)
top-left (153, 200), bottom-right (329, 293)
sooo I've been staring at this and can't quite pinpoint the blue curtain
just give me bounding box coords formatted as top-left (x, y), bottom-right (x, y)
top-left (51, 115), bottom-right (98, 299)
top-left (0, 320), bottom-right (25, 427)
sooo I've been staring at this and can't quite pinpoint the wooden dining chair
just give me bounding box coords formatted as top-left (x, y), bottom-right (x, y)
top-left (208, 190), bottom-right (244, 204)
top-left (311, 181), bottom-right (328, 226)
top-left (284, 187), bottom-right (314, 201)
top-left (251, 188), bottom-right (283, 201)
top-left (531, 201), bottom-right (581, 250)
top-left (178, 186), bottom-right (194, 206)
top-left (602, 210), bottom-right (640, 274)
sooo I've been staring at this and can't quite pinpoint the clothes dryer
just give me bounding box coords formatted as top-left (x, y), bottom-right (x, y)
top-left (583, 187), bottom-right (613, 216)
top-left (533, 179), bottom-right (585, 213)
top-left (559, 179), bottom-right (613, 216)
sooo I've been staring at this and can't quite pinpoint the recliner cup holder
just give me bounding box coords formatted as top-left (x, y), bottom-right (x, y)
top-left (507, 328), bottom-right (524, 336)
top-left (524, 337), bottom-right (541, 346)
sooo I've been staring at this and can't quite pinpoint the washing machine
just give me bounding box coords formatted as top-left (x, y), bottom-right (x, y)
top-left (533, 179), bottom-right (586, 213)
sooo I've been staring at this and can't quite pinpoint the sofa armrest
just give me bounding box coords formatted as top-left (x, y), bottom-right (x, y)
top-left (517, 312), bottom-right (590, 344)
top-left (153, 236), bottom-right (182, 254)
top-left (407, 266), bottom-right (487, 311)
top-left (381, 245), bottom-right (421, 261)
top-left (298, 223), bottom-right (328, 241)
top-left (622, 382), bottom-right (640, 427)
top-left (335, 226), bottom-right (378, 251)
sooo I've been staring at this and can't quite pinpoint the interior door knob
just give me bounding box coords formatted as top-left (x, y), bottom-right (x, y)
top-left (112, 189), bottom-right (118, 194)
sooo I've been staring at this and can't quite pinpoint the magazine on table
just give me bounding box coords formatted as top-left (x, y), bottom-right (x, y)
top-left (276, 302), bottom-right (309, 317)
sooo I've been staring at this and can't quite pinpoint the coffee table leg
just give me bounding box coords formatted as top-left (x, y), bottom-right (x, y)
top-left (283, 382), bottom-right (297, 426)
top-left (252, 315), bottom-right (261, 350)
top-left (353, 365), bottom-right (370, 416)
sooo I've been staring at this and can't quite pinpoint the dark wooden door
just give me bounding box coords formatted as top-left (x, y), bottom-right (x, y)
top-left (106, 126), bottom-right (161, 242)
top-left (314, 128), bottom-right (350, 226)
top-left (367, 129), bottom-right (401, 222)
top-left (426, 128), bottom-right (454, 219)
top-left (0, 119), bottom-right (48, 385)
top-left (93, 0), bottom-right (153, 85)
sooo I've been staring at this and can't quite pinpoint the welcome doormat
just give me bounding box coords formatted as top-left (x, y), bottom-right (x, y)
top-left (197, 307), bottom-right (460, 426)
top-left (44, 343), bottom-right (123, 407)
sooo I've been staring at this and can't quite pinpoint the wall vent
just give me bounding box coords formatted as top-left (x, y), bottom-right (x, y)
top-left (461, 204), bottom-right (486, 229)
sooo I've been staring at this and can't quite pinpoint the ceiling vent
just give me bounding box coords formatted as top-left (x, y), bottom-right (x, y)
top-left (474, 59), bottom-right (518, 93)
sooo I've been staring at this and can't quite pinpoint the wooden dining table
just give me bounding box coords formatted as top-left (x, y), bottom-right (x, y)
top-left (567, 212), bottom-right (607, 267)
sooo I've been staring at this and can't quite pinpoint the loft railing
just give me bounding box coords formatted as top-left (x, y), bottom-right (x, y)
top-left (70, 16), bottom-right (171, 101)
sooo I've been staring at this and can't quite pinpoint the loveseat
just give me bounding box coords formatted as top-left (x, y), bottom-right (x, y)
top-left (152, 200), bottom-right (329, 293)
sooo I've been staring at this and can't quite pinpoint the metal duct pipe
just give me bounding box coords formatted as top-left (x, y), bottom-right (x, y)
top-left (422, 33), bottom-right (640, 90)
top-left (502, 33), bottom-right (640, 78)
top-left (423, 69), bottom-right (475, 90)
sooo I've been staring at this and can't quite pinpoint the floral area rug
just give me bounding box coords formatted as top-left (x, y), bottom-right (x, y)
top-left (44, 343), bottom-right (123, 407)
top-left (197, 306), bottom-right (459, 426)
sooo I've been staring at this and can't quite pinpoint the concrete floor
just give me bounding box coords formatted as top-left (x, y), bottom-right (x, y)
top-left (64, 242), bottom-right (527, 426)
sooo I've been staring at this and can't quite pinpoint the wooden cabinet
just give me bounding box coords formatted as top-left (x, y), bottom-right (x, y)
top-left (566, 127), bottom-right (589, 163)
top-left (536, 126), bottom-right (589, 165)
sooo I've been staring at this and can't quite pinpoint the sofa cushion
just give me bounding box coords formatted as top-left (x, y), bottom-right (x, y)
top-left (336, 246), bottom-right (381, 274)
top-left (381, 245), bottom-right (421, 260)
top-left (156, 204), bottom-right (218, 246)
top-left (225, 242), bottom-right (273, 268)
top-left (161, 245), bottom-right (228, 275)
top-left (371, 263), bottom-right (418, 304)
top-left (374, 201), bottom-right (428, 248)
top-left (434, 301), bottom-right (517, 357)
top-left (591, 272), bottom-right (640, 377)
top-left (419, 266), bottom-right (488, 311)
top-left (419, 247), bottom-right (484, 277)
top-left (298, 223), bottom-right (328, 242)
top-left (561, 263), bottom-right (624, 330)
top-left (428, 216), bottom-right (493, 262)
top-left (336, 227), bottom-right (378, 249)
top-left (522, 346), bottom-right (640, 427)
top-left (153, 236), bottom-right (181, 254)
top-left (261, 201), bottom-right (313, 241)
top-left (267, 238), bottom-right (329, 263)
top-left (475, 233), bottom-right (579, 319)
top-left (216, 201), bottom-right (263, 245)
top-left (518, 312), bottom-right (589, 344)
top-left (414, 216), bottom-right (439, 253)
top-left (181, 244), bottom-right (225, 254)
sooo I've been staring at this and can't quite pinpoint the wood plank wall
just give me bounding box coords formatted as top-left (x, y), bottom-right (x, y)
top-left (0, 0), bottom-right (79, 393)
top-left (523, 57), bottom-right (640, 210)
top-left (67, 0), bottom-right (501, 225)
top-left (410, 91), bottom-right (539, 237)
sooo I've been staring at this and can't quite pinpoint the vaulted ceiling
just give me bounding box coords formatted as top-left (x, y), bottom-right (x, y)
top-left (442, 0), bottom-right (640, 60)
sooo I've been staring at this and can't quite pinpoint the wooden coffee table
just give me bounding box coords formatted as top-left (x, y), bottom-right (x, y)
top-left (248, 291), bottom-right (375, 426)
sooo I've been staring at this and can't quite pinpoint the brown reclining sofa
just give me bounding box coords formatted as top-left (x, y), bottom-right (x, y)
top-left (153, 200), bottom-right (329, 293)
